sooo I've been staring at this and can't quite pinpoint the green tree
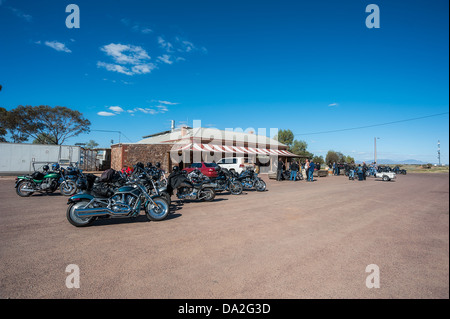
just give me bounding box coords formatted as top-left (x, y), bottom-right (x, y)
top-left (275, 129), bottom-right (294, 148)
top-left (0, 107), bottom-right (29, 143)
top-left (345, 155), bottom-right (355, 163)
top-left (85, 140), bottom-right (99, 149)
top-left (312, 155), bottom-right (325, 165)
top-left (32, 133), bottom-right (57, 144)
top-left (0, 107), bottom-right (7, 142)
top-left (326, 150), bottom-right (339, 164)
top-left (8, 105), bottom-right (91, 145)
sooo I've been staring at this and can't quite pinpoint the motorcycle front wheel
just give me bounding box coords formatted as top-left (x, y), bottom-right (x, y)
top-left (255, 179), bottom-right (266, 192)
top-left (60, 181), bottom-right (77, 196)
top-left (146, 197), bottom-right (170, 221)
top-left (230, 181), bottom-right (243, 195)
top-left (67, 200), bottom-right (94, 227)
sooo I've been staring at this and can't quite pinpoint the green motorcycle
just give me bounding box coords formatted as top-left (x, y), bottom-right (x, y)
top-left (15, 164), bottom-right (77, 197)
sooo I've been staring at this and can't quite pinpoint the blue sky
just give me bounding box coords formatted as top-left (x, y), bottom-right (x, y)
top-left (0, 0), bottom-right (448, 163)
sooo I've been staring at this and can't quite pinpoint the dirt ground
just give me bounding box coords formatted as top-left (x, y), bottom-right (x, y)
top-left (0, 173), bottom-right (448, 299)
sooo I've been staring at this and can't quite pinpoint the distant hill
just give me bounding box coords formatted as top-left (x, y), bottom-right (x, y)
top-left (356, 159), bottom-right (428, 165)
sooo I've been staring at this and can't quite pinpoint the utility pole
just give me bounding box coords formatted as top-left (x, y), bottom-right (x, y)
top-left (374, 137), bottom-right (379, 164)
top-left (438, 140), bottom-right (441, 166)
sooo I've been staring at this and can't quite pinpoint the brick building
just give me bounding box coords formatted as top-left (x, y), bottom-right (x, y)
top-left (111, 124), bottom-right (301, 173)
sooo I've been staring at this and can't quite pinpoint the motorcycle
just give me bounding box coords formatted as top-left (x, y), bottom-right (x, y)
top-left (208, 167), bottom-right (243, 195)
top-left (167, 168), bottom-right (216, 202)
top-left (138, 166), bottom-right (172, 204)
top-left (15, 163), bottom-right (77, 197)
top-left (66, 170), bottom-right (170, 227)
top-left (233, 167), bottom-right (266, 192)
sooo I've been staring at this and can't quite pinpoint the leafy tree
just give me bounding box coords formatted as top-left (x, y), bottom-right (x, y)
top-left (275, 129), bottom-right (294, 149)
top-left (291, 139), bottom-right (313, 158)
top-left (0, 107), bottom-right (28, 143)
top-left (8, 105), bottom-right (91, 145)
top-left (326, 150), bottom-right (339, 164)
top-left (85, 140), bottom-right (99, 149)
top-left (32, 133), bottom-right (57, 144)
top-left (0, 107), bottom-right (7, 142)
top-left (344, 155), bottom-right (355, 163)
top-left (312, 155), bottom-right (325, 164)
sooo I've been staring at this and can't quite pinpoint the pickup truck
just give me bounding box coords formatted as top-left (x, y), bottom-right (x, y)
top-left (375, 171), bottom-right (396, 181)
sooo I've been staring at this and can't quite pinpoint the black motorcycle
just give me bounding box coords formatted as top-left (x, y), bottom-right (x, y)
top-left (167, 168), bottom-right (216, 202)
top-left (233, 167), bottom-right (266, 191)
top-left (67, 168), bottom-right (169, 227)
top-left (208, 167), bottom-right (243, 195)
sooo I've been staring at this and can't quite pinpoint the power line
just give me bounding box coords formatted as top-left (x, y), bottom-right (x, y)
top-left (294, 112), bottom-right (449, 136)
top-left (90, 129), bottom-right (133, 143)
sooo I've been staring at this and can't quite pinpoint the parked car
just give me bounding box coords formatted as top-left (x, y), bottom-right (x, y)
top-left (375, 171), bottom-right (396, 181)
top-left (182, 162), bottom-right (219, 178)
top-left (216, 157), bottom-right (255, 174)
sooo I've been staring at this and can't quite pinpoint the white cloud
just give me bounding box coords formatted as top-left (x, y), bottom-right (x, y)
top-left (328, 102), bottom-right (339, 107)
top-left (121, 18), bottom-right (153, 34)
top-left (100, 43), bottom-right (150, 65)
top-left (98, 43), bottom-right (156, 76)
top-left (157, 54), bottom-right (173, 65)
top-left (108, 106), bottom-right (124, 113)
top-left (131, 63), bottom-right (156, 74)
top-left (141, 28), bottom-right (153, 34)
top-left (158, 36), bottom-right (174, 53)
top-left (97, 111), bottom-right (116, 117)
top-left (97, 61), bottom-right (133, 75)
top-left (157, 100), bottom-right (178, 105)
top-left (9, 7), bottom-right (32, 22)
top-left (44, 41), bottom-right (71, 53)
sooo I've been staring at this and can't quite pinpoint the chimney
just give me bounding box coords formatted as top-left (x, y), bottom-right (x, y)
top-left (181, 125), bottom-right (188, 137)
top-left (171, 120), bottom-right (175, 132)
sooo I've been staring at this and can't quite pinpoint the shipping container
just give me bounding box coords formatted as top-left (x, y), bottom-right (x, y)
top-left (0, 143), bottom-right (81, 175)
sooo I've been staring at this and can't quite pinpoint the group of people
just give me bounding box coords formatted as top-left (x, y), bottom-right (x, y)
top-left (331, 161), bottom-right (377, 181)
top-left (276, 159), bottom-right (320, 182)
top-left (277, 159), bottom-right (378, 182)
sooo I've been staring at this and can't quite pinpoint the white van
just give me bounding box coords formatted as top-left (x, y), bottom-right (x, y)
top-left (217, 157), bottom-right (255, 174)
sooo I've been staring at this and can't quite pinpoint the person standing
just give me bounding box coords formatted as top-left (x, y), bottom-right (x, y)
top-left (362, 162), bottom-right (368, 180)
top-left (357, 164), bottom-right (364, 181)
top-left (305, 159), bottom-right (310, 181)
top-left (290, 160), bottom-right (299, 181)
top-left (277, 158), bottom-right (284, 181)
top-left (309, 160), bottom-right (315, 181)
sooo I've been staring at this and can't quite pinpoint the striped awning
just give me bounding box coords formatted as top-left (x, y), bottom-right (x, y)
top-left (171, 143), bottom-right (300, 157)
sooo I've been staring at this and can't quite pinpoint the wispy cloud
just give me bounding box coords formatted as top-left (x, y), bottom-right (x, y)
top-left (157, 36), bottom-right (174, 53)
top-left (108, 106), bottom-right (124, 113)
top-left (97, 111), bottom-right (116, 117)
top-left (121, 18), bottom-right (153, 34)
top-left (328, 102), bottom-right (339, 107)
top-left (157, 54), bottom-right (173, 65)
top-left (157, 100), bottom-right (179, 105)
top-left (9, 7), bottom-right (32, 22)
top-left (101, 43), bottom-right (150, 65)
top-left (44, 41), bottom-right (72, 53)
top-left (97, 43), bottom-right (156, 76)
top-left (97, 102), bottom-right (172, 117)
top-left (97, 61), bottom-right (133, 75)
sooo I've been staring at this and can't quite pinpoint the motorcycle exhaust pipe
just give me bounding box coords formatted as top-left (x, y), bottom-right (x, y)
top-left (74, 207), bottom-right (130, 217)
top-left (21, 188), bottom-right (36, 192)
